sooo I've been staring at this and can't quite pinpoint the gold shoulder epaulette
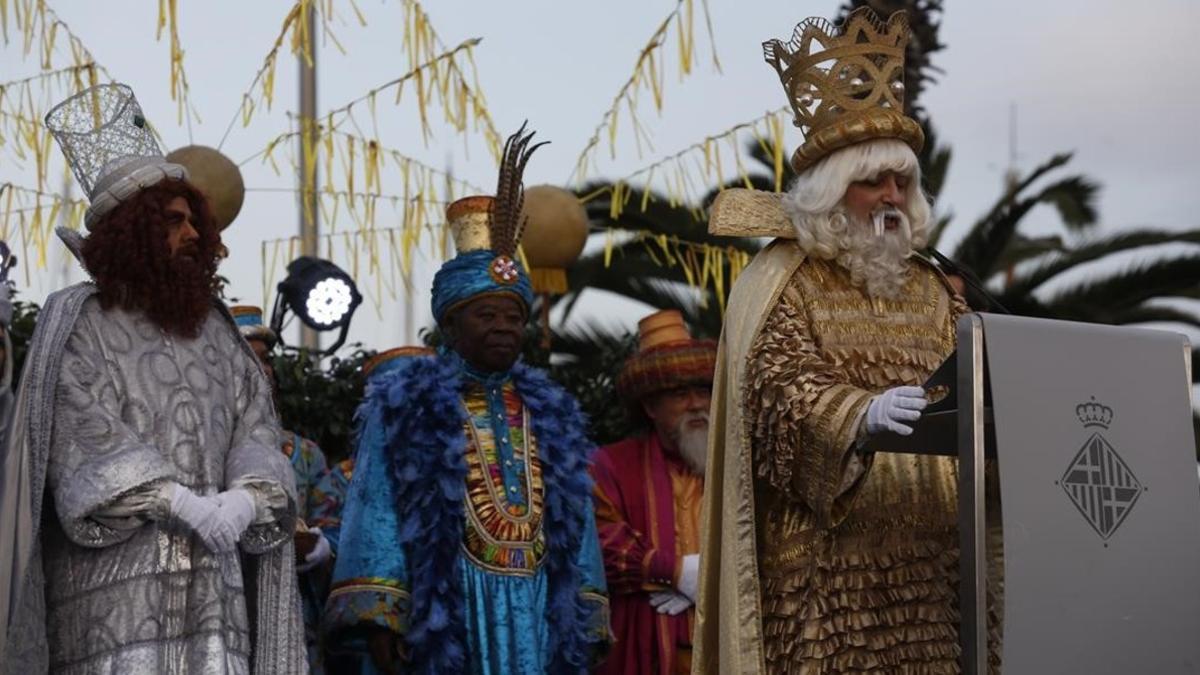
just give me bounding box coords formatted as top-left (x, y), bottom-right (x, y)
top-left (707, 188), bottom-right (795, 239)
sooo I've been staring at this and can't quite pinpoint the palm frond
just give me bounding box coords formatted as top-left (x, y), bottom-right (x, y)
top-left (955, 169), bottom-right (1098, 278)
top-left (551, 320), bottom-right (634, 358)
top-left (1035, 175), bottom-right (1100, 231)
top-left (953, 154), bottom-right (1072, 266)
top-left (1007, 229), bottom-right (1200, 297)
top-left (1107, 304), bottom-right (1200, 329)
top-left (1044, 256), bottom-right (1200, 317)
top-left (994, 234), bottom-right (1065, 271)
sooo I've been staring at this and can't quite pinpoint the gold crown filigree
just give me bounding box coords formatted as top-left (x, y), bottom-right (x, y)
top-left (1076, 397), bottom-right (1114, 429)
top-left (764, 8), bottom-right (924, 172)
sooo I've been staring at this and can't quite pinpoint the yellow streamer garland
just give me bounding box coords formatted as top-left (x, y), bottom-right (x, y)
top-left (155, 0), bottom-right (200, 127)
top-left (247, 126), bottom-right (482, 232)
top-left (613, 230), bottom-right (749, 314)
top-left (0, 182), bottom-right (88, 281)
top-left (582, 107), bottom-right (792, 221)
top-left (286, 35), bottom-right (497, 229)
top-left (320, 36), bottom-right (483, 138)
top-left (335, 5), bottom-right (502, 161)
top-left (216, 0), bottom-right (355, 147)
top-left (569, 0), bottom-right (720, 186)
top-left (3, 1), bottom-right (115, 78)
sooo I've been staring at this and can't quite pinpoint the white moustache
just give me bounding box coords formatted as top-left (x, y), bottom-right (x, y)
top-left (871, 207), bottom-right (906, 237)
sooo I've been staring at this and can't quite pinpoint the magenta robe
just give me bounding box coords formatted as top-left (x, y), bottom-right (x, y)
top-left (591, 434), bottom-right (694, 675)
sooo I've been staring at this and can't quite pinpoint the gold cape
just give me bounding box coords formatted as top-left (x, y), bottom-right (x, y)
top-left (693, 189), bottom-right (980, 673)
top-left (694, 235), bottom-right (801, 674)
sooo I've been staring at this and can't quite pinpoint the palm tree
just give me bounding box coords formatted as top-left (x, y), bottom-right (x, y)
top-left (554, 181), bottom-right (761, 340)
top-left (538, 182), bottom-right (760, 443)
top-left (937, 152), bottom-right (1200, 328)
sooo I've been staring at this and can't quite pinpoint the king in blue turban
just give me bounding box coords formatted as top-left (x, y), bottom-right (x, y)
top-left (322, 125), bottom-right (612, 675)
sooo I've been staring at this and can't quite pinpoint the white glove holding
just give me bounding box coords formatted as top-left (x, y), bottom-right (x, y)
top-left (168, 483), bottom-right (238, 552)
top-left (297, 527), bottom-right (333, 572)
top-left (214, 488), bottom-right (258, 541)
top-left (677, 554), bottom-right (700, 602)
top-left (865, 386), bottom-right (928, 436)
top-left (648, 591), bottom-right (693, 616)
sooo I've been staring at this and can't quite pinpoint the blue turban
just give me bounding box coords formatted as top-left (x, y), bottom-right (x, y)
top-left (431, 249), bottom-right (534, 323)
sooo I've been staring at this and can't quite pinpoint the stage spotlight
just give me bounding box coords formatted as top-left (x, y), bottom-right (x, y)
top-left (270, 256), bottom-right (362, 355)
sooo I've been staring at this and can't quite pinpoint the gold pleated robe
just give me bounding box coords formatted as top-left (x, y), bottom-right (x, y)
top-left (694, 233), bottom-right (1000, 674)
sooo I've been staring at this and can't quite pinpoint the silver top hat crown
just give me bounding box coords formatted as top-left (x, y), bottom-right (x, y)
top-left (44, 83), bottom-right (188, 230)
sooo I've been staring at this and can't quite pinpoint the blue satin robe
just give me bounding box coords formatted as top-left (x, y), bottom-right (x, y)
top-left (322, 378), bottom-right (609, 674)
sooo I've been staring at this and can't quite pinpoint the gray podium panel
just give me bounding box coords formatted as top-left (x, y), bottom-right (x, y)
top-left (982, 314), bottom-right (1200, 674)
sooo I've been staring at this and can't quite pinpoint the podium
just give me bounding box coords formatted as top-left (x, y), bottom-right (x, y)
top-left (863, 313), bottom-right (1200, 674)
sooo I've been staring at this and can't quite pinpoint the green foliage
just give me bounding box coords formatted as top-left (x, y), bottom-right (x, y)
top-left (270, 346), bottom-right (375, 462)
top-left (8, 299), bottom-right (40, 390)
top-left (547, 324), bottom-right (639, 446)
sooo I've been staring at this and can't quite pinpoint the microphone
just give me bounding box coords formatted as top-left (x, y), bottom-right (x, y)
top-left (922, 246), bottom-right (1011, 315)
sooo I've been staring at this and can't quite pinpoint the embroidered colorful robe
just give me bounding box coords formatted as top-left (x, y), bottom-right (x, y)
top-left (592, 433), bottom-right (702, 675)
top-left (309, 457), bottom-right (354, 555)
top-left (322, 354), bottom-right (610, 674)
top-left (282, 431), bottom-right (330, 673)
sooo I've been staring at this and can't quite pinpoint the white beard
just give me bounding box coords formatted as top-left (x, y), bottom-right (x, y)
top-left (673, 412), bottom-right (709, 476)
top-left (835, 209), bottom-right (913, 299)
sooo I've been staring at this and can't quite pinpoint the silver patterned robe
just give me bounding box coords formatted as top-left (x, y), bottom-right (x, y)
top-left (0, 284), bottom-right (307, 674)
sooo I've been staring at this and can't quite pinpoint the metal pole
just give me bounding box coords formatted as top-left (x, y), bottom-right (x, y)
top-left (956, 314), bottom-right (988, 674)
top-left (297, 1), bottom-right (319, 351)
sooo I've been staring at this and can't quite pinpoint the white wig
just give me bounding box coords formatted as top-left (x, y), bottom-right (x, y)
top-left (781, 139), bottom-right (931, 260)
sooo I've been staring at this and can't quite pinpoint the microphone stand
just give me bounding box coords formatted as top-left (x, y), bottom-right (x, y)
top-left (922, 247), bottom-right (1012, 315)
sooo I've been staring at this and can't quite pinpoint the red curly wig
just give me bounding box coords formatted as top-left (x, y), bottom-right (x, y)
top-left (81, 179), bottom-right (223, 338)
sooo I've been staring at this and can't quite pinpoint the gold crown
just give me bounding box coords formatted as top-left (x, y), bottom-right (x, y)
top-left (1076, 397), bottom-right (1114, 429)
top-left (764, 8), bottom-right (924, 173)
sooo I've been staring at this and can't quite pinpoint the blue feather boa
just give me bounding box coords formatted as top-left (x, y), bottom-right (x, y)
top-left (366, 354), bottom-right (598, 674)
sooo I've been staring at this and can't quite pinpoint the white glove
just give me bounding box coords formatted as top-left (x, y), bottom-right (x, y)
top-left (865, 386), bottom-right (927, 436)
top-left (677, 554), bottom-right (699, 601)
top-left (214, 488), bottom-right (258, 541)
top-left (168, 483), bottom-right (239, 552)
top-left (649, 591), bottom-right (693, 616)
top-left (297, 527), bottom-right (333, 572)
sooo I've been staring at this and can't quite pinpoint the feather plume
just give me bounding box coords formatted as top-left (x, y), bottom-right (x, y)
top-left (491, 122), bottom-right (548, 257)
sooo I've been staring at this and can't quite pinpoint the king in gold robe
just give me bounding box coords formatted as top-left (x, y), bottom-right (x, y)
top-left (694, 193), bottom-right (1005, 674)
top-left (694, 9), bottom-right (1003, 673)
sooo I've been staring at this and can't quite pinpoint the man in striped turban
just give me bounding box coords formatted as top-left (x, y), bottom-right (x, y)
top-left (592, 309), bottom-right (716, 675)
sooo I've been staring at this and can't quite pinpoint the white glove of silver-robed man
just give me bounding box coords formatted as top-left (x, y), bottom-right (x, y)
top-left (167, 483), bottom-right (240, 552)
top-left (865, 386), bottom-right (928, 436)
top-left (214, 488), bottom-right (258, 540)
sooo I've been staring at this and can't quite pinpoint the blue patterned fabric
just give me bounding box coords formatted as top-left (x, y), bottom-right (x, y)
top-left (322, 353), bottom-right (610, 674)
top-left (309, 458), bottom-right (352, 555)
top-left (284, 431), bottom-right (331, 674)
top-left (430, 249), bottom-right (534, 322)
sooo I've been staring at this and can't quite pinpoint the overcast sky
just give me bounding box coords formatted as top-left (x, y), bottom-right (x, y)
top-left (3, 0), bottom-right (1199, 351)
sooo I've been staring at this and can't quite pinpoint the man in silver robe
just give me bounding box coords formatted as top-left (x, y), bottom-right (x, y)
top-left (0, 84), bottom-right (306, 674)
